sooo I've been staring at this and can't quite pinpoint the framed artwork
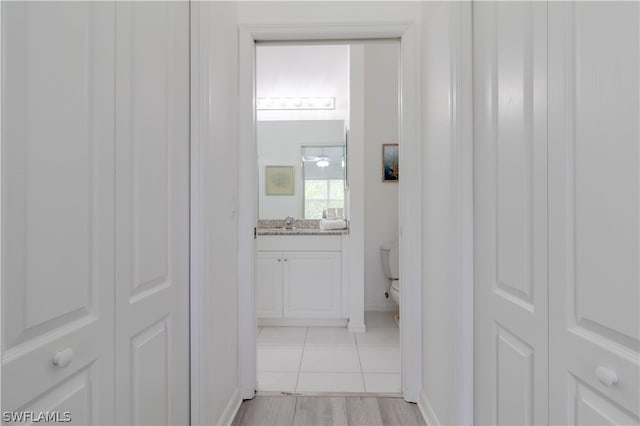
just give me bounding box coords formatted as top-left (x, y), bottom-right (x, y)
top-left (265, 166), bottom-right (295, 195)
top-left (382, 143), bottom-right (399, 182)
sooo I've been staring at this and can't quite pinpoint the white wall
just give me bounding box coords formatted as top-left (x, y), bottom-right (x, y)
top-left (257, 120), bottom-right (345, 219)
top-left (420, 4), bottom-right (457, 420)
top-left (420, 2), bottom-right (473, 425)
top-left (362, 42), bottom-right (400, 311)
top-left (238, 2), bottom-right (421, 27)
top-left (192, 2), bottom-right (241, 424)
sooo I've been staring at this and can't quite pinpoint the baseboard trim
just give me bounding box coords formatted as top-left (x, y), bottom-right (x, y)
top-left (417, 389), bottom-right (441, 426)
top-left (257, 318), bottom-right (348, 327)
top-left (216, 387), bottom-right (242, 426)
top-left (255, 390), bottom-right (403, 398)
top-left (364, 304), bottom-right (398, 312)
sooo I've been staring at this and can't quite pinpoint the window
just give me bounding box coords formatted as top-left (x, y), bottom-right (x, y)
top-left (301, 146), bottom-right (345, 219)
top-left (304, 179), bottom-right (345, 219)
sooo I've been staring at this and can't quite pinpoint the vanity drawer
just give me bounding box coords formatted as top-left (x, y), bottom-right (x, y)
top-left (256, 235), bottom-right (341, 252)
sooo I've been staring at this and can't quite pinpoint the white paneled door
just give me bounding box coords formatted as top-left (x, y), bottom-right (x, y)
top-left (548, 3), bottom-right (639, 424)
top-left (473, 3), bottom-right (549, 425)
top-left (2, 2), bottom-right (190, 425)
top-left (114, 2), bottom-right (190, 425)
top-left (475, 2), bottom-right (639, 425)
top-left (2, 3), bottom-right (116, 423)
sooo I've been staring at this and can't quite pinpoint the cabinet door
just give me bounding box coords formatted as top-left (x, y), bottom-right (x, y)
top-left (256, 252), bottom-right (284, 318)
top-left (283, 252), bottom-right (341, 318)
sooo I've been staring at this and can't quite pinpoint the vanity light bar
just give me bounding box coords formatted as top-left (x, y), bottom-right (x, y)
top-left (256, 97), bottom-right (336, 110)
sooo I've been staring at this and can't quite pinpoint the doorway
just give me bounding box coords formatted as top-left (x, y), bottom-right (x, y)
top-left (237, 23), bottom-right (423, 403)
top-left (253, 41), bottom-right (401, 394)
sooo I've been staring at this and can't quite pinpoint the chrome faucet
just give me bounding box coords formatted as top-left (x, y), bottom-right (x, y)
top-left (285, 216), bottom-right (295, 229)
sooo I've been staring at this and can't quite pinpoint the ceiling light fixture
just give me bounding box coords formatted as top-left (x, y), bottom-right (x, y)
top-left (316, 158), bottom-right (330, 168)
top-left (256, 97), bottom-right (336, 111)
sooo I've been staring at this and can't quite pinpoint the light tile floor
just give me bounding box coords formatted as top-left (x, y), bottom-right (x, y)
top-left (256, 311), bottom-right (400, 393)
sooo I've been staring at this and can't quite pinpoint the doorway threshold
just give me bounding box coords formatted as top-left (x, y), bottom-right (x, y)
top-left (255, 391), bottom-right (403, 398)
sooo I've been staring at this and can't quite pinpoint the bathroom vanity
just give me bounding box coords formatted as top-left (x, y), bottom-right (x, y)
top-left (255, 225), bottom-right (350, 327)
top-left (255, 120), bottom-right (357, 327)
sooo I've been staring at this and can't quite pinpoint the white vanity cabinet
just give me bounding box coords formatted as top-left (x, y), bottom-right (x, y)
top-left (256, 235), bottom-right (343, 322)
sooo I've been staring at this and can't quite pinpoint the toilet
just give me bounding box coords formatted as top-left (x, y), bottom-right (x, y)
top-left (380, 241), bottom-right (400, 306)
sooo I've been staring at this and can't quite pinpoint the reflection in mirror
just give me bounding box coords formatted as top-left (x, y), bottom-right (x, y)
top-left (257, 120), bottom-right (346, 219)
top-left (256, 44), bottom-right (350, 221)
top-left (301, 146), bottom-right (345, 219)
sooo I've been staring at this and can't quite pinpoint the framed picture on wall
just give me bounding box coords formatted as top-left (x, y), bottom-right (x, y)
top-left (265, 165), bottom-right (295, 195)
top-left (382, 143), bottom-right (399, 182)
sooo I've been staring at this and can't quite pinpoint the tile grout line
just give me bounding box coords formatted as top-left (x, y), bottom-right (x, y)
top-left (256, 328), bottom-right (307, 392)
top-left (293, 327), bottom-right (309, 391)
top-left (258, 326), bottom-right (399, 393)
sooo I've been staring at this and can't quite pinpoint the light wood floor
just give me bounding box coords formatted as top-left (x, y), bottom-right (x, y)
top-left (231, 395), bottom-right (426, 426)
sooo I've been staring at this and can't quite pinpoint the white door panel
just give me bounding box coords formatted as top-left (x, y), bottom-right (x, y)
top-left (256, 252), bottom-right (284, 318)
top-left (283, 251), bottom-right (341, 318)
top-left (2, 2), bottom-right (115, 422)
top-left (114, 2), bottom-right (190, 425)
top-left (574, 381), bottom-right (638, 426)
top-left (20, 368), bottom-right (93, 426)
top-left (548, 2), bottom-right (639, 423)
top-left (474, 2), bottom-right (548, 424)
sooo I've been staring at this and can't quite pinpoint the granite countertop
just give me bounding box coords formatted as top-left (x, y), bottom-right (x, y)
top-left (257, 219), bottom-right (349, 236)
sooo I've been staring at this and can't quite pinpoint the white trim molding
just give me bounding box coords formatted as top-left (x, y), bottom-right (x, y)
top-left (237, 25), bottom-right (258, 401)
top-left (0, 0), bottom-right (4, 407)
top-left (418, 389), bottom-right (443, 426)
top-left (396, 19), bottom-right (423, 405)
top-left (189, 2), bottom-right (204, 422)
top-left (237, 21), bottom-right (423, 404)
top-left (216, 387), bottom-right (242, 426)
top-left (347, 43), bottom-right (366, 334)
top-left (457, 3), bottom-right (474, 423)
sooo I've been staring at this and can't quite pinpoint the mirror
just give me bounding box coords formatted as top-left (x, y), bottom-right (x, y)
top-left (257, 120), bottom-right (346, 219)
top-left (256, 44), bottom-right (349, 220)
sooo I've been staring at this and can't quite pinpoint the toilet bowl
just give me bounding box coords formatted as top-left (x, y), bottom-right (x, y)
top-left (380, 241), bottom-right (400, 307)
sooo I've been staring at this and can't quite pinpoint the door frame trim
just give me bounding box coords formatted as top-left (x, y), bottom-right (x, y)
top-left (236, 21), bottom-right (423, 403)
top-left (189, 3), bottom-right (202, 423)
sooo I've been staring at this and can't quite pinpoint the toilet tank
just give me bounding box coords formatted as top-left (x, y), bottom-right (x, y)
top-left (380, 240), bottom-right (399, 279)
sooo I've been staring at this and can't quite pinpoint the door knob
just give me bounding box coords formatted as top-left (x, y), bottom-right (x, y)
top-left (52, 348), bottom-right (74, 368)
top-left (595, 366), bottom-right (618, 386)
